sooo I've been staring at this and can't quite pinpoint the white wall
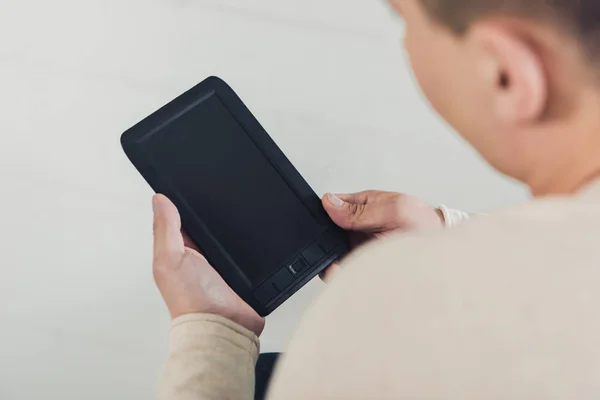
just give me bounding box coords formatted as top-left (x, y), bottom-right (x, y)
top-left (0, 1), bottom-right (527, 398)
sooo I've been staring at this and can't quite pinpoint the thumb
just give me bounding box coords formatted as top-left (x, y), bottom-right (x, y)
top-left (152, 194), bottom-right (185, 265)
top-left (322, 192), bottom-right (370, 231)
top-left (323, 192), bottom-right (393, 232)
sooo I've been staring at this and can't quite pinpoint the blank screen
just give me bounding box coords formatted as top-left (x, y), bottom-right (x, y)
top-left (148, 94), bottom-right (323, 285)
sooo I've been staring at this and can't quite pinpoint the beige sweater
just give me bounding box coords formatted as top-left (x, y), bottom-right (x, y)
top-left (158, 180), bottom-right (600, 399)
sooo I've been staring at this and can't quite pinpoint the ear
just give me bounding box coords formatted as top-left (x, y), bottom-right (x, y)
top-left (469, 21), bottom-right (548, 125)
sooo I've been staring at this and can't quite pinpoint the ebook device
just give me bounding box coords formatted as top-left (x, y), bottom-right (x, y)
top-left (121, 77), bottom-right (349, 316)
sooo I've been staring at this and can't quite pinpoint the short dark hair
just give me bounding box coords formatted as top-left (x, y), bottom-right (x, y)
top-left (420, 0), bottom-right (600, 61)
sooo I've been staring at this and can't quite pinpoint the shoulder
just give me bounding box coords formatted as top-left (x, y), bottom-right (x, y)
top-left (351, 195), bottom-right (600, 266)
top-left (337, 196), bottom-right (600, 290)
top-left (312, 196), bottom-right (600, 343)
top-left (271, 198), bottom-right (600, 397)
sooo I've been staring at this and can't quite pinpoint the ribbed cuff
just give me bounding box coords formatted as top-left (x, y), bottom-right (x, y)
top-left (438, 205), bottom-right (470, 228)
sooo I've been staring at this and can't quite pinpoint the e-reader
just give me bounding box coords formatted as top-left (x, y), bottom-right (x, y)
top-left (121, 76), bottom-right (349, 316)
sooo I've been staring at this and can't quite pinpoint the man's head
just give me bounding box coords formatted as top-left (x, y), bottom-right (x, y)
top-left (389, 0), bottom-right (600, 195)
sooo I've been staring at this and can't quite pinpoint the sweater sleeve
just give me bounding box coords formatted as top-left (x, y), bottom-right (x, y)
top-left (158, 314), bottom-right (259, 400)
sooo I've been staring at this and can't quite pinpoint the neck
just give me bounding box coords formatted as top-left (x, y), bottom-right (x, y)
top-left (528, 151), bottom-right (600, 197)
top-left (527, 90), bottom-right (600, 197)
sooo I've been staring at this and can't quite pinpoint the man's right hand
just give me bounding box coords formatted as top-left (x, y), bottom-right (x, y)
top-left (320, 191), bottom-right (445, 281)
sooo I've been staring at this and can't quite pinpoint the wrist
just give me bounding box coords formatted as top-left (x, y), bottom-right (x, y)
top-left (169, 313), bottom-right (260, 354)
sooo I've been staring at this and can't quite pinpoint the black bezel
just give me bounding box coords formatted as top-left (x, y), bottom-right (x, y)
top-left (121, 76), bottom-right (348, 316)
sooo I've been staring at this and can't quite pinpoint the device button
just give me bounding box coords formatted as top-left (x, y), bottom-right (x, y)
top-left (289, 259), bottom-right (307, 275)
top-left (271, 268), bottom-right (294, 292)
top-left (254, 281), bottom-right (279, 305)
top-left (302, 243), bottom-right (325, 266)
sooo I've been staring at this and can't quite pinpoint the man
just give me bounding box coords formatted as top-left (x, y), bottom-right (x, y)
top-left (153, 0), bottom-right (600, 398)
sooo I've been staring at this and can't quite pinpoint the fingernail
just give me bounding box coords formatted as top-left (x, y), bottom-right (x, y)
top-left (328, 193), bottom-right (344, 207)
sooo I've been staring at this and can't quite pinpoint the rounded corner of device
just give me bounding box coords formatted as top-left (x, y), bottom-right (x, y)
top-left (120, 130), bottom-right (140, 161)
top-left (251, 301), bottom-right (272, 318)
top-left (204, 75), bottom-right (224, 84)
top-left (120, 130), bottom-right (131, 151)
top-left (201, 75), bottom-right (232, 92)
top-left (258, 308), bottom-right (272, 318)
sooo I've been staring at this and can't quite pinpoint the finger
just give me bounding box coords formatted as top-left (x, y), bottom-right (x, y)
top-left (153, 194), bottom-right (185, 266)
top-left (322, 192), bottom-right (388, 232)
top-left (319, 262), bottom-right (341, 282)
